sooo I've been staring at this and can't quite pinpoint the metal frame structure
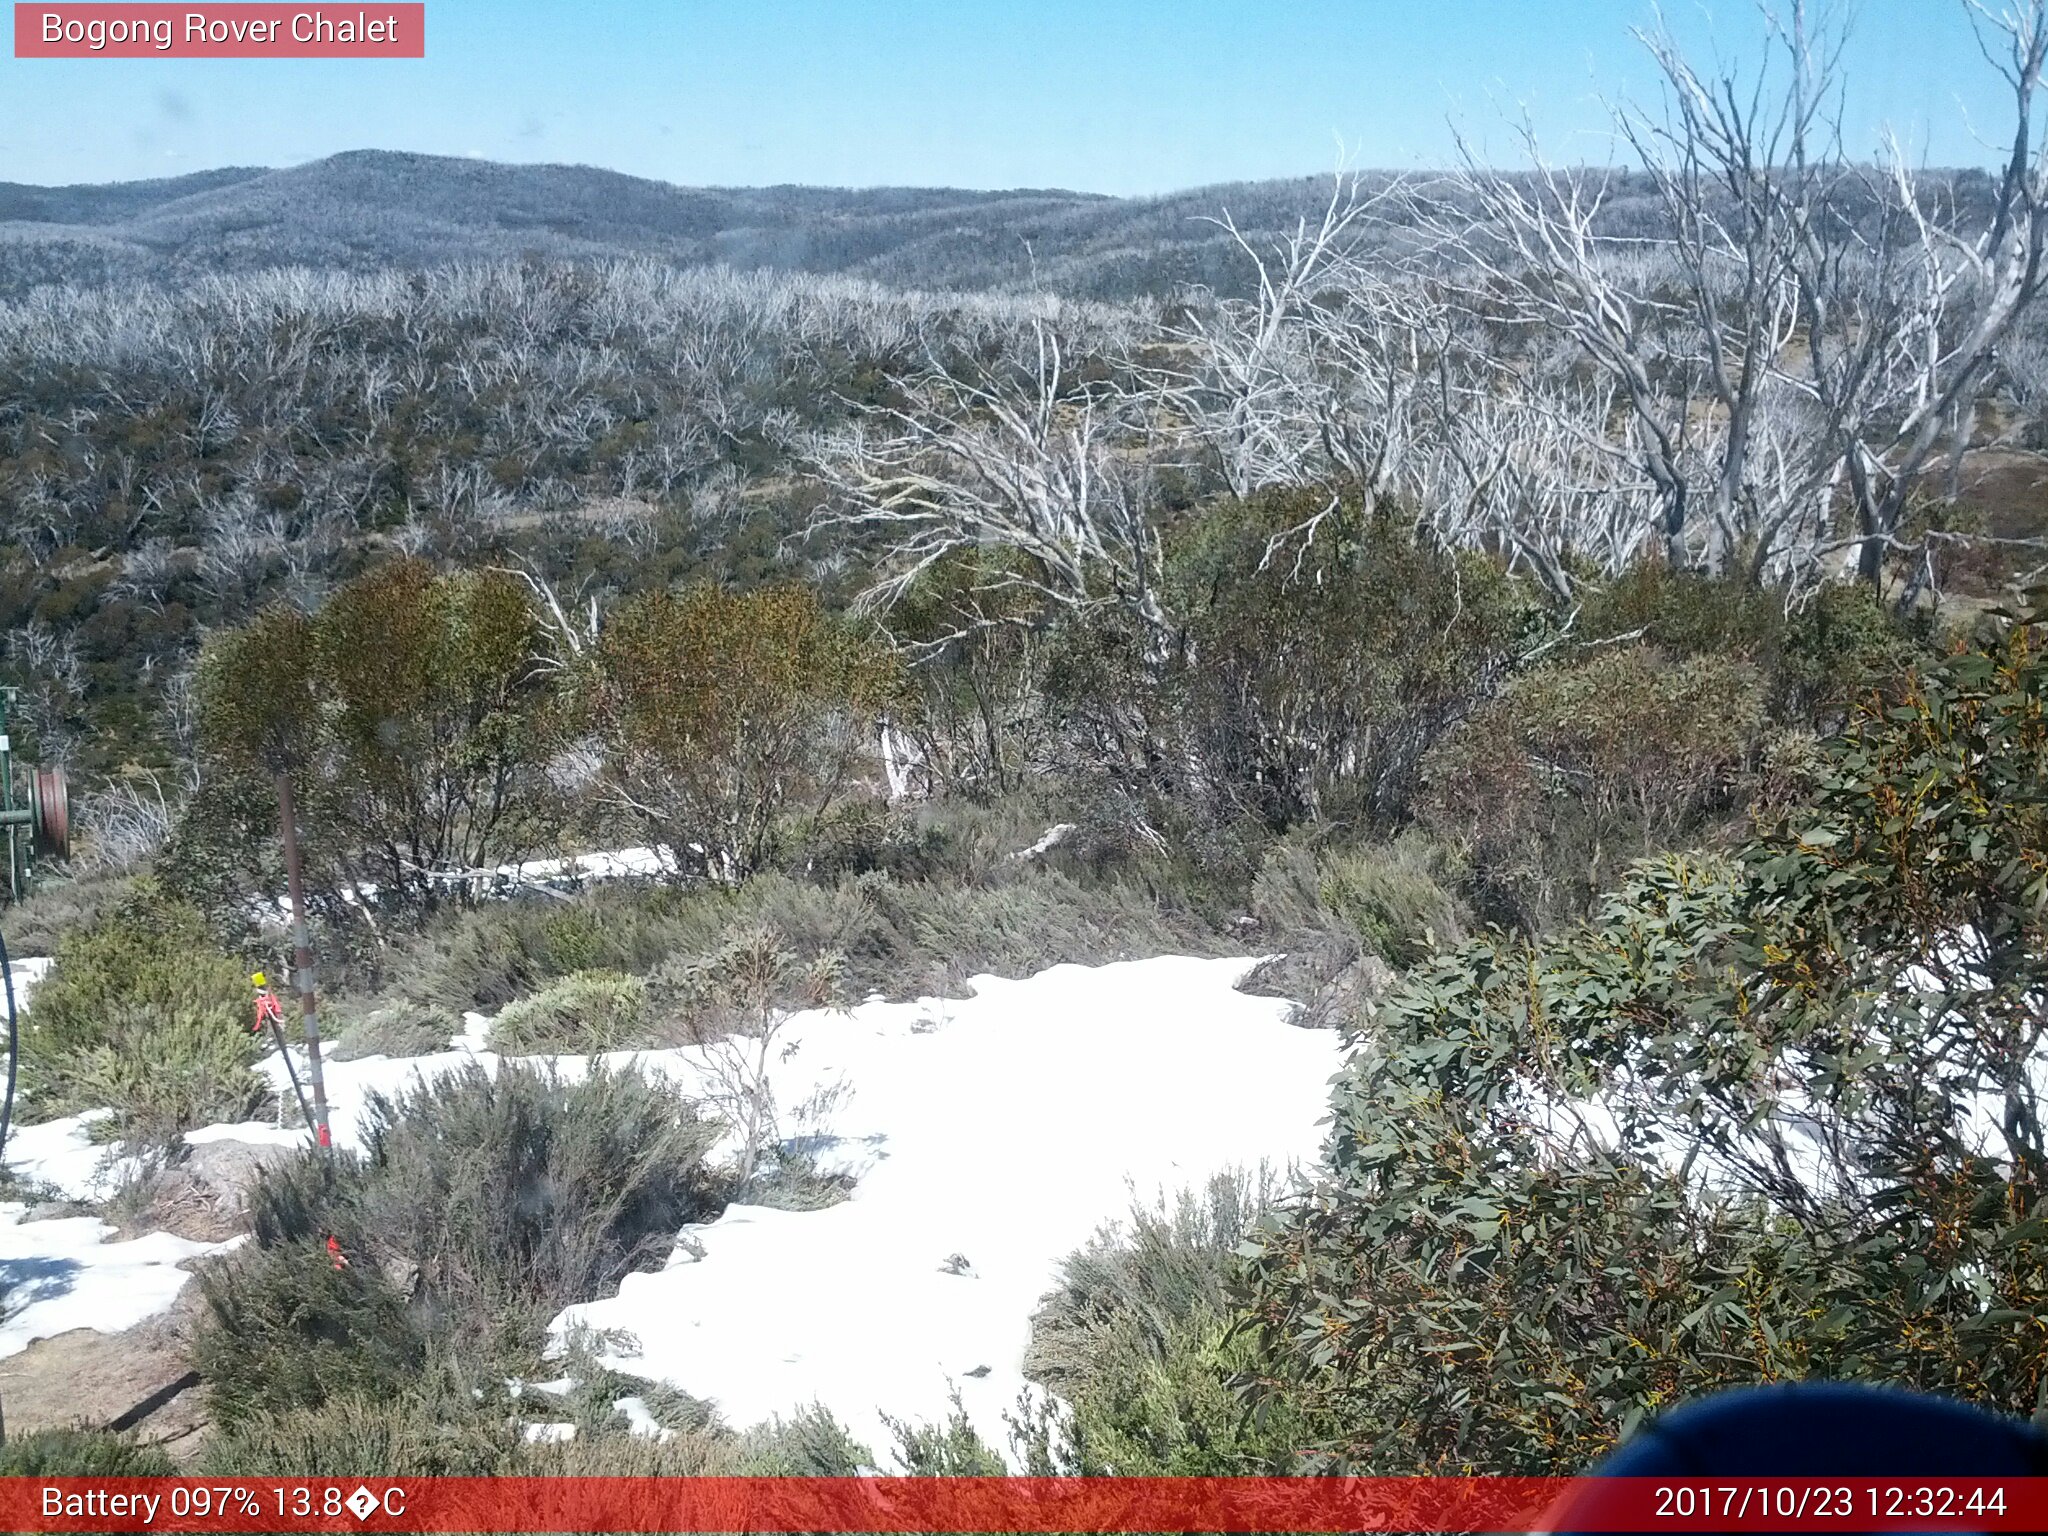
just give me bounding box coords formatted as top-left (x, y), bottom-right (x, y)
top-left (0, 686), bottom-right (70, 901)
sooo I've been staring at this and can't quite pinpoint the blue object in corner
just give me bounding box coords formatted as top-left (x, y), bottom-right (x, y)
top-left (1544, 1384), bottom-right (2048, 1536)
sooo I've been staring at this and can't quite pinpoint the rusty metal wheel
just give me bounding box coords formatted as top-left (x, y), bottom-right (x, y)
top-left (30, 765), bottom-right (68, 861)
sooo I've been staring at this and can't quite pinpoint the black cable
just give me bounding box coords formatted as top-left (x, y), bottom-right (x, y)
top-left (0, 928), bottom-right (15, 1446)
top-left (266, 1012), bottom-right (316, 1135)
top-left (0, 926), bottom-right (17, 1172)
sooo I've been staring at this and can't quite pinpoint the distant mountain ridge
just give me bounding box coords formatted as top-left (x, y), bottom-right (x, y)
top-left (0, 148), bottom-right (1344, 300)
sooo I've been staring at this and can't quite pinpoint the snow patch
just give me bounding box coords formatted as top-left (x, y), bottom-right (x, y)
top-left (7, 950), bottom-right (1340, 1464)
top-left (614, 1395), bottom-right (672, 1440)
top-left (546, 954), bottom-right (1338, 1466)
top-left (0, 1203), bottom-right (240, 1359)
top-left (2, 955), bottom-right (54, 1011)
top-left (2, 1111), bottom-right (141, 1203)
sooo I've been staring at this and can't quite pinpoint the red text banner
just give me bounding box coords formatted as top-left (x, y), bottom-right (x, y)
top-left (3, 1476), bottom-right (2047, 1533)
top-left (14, 5), bottom-right (424, 58)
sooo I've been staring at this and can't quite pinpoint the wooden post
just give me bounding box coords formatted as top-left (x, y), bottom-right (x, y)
top-left (274, 771), bottom-right (332, 1148)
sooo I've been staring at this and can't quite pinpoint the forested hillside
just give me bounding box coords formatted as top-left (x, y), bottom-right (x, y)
top-left (0, 149), bottom-right (1310, 299)
top-left (7, 147), bottom-right (1997, 302)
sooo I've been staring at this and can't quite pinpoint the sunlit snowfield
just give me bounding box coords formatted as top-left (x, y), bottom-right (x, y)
top-left (2, 952), bottom-right (1341, 1461)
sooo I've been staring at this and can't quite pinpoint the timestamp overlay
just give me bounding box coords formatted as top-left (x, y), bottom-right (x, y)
top-left (3, 1477), bottom-right (2047, 1533)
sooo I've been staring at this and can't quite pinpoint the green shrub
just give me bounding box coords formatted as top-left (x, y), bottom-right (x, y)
top-left (18, 882), bottom-right (262, 1135)
top-left (0, 1428), bottom-right (176, 1475)
top-left (741, 874), bottom-right (898, 990)
top-left (1423, 644), bottom-right (1768, 929)
top-left (379, 842), bottom-right (1237, 1040)
top-left (536, 1330), bottom-right (727, 1450)
top-left (1242, 601), bottom-right (2048, 1472)
top-left (0, 868), bottom-right (139, 962)
top-left (735, 1405), bottom-right (874, 1475)
top-left (1028, 1171), bottom-right (1273, 1397)
top-left (1774, 579), bottom-right (1935, 723)
top-left (329, 999), bottom-right (461, 1061)
top-left (197, 1058), bottom-right (725, 1439)
top-left (1315, 835), bottom-right (1464, 968)
top-left (191, 561), bottom-right (570, 919)
top-left (201, 1390), bottom-right (519, 1476)
top-left (882, 1393), bottom-right (1009, 1475)
top-left (593, 581), bottom-right (901, 879)
top-left (517, 1427), bottom-right (742, 1475)
top-left (658, 926), bottom-right (844, 1040)
top-left (533, 905), bottom-right (612, 975)
top-left (196, 1241), bottom-right (428, 1428)
top-left (1159, 492), bottom-right (1532, 829)
top-left (62, 1002), bottom-right (273, 1140)
top-left (1242, 843), bottom-right (1369, 1021)
top-left (1575, 567), bottom-right (1931, 730)
top-left (379, 884), bottom-right (741, 1015)
top-left (779, 798), bottom-right (946, 881)
top-left (732, 868), bottom-right (1217, 1002)
top-left (867, 872), bottom-right (1211, 997)
top-left (232, 1061), bottom-right (723, 1361)
top-left (884, 796), bottom-right (1081, 887)
top-left (1024, 1171), bottom-right (1315, 1474)
top-left (1574, 564), bottom-right (1791, 666)
top-left (490, 969), bottom-right (652, 1054)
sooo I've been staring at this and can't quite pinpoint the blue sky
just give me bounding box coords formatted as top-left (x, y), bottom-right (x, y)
top-left (0, 1), bottom-right (2022, 194)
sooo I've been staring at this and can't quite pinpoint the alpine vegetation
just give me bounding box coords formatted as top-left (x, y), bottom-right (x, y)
top-left (5, 0), bottom-right (2048, 1484)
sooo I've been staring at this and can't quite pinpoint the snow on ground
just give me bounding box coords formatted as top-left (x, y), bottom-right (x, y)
top-left (2, 1109), bottom-right (236, 1360)
top-left (2, 956), bottom-right (117, 1199)
top-left (3, 955), bottom-right (54, 1011)
top-left (3, 953), bottom-right (223, 1361)
top-left (3, 951), bottom-right (1340, 1458)
top-left (1, 1110), bottom-right (141, 1202)
top-left (548, 955), bottom-right (1338, 1465)
top-left (0, 1203), bottom-right (240, 1359)
top-left (264, 847), bottom-right (672, 921)
top-left (613, 1395), bottom-right (672, 1440)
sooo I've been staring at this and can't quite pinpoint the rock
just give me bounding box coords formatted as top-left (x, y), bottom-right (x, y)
top-left (1310, 952), bottom-right (1397, 1028)
top-left (117, 1138), bottom-right (293, 1243)
top-left (380, 1255), bottom-right (422, 1299)
top-left (939, 1252), bottom-right (975, 1277)
top-left (1242, 940), bottom-right (1400, 1031)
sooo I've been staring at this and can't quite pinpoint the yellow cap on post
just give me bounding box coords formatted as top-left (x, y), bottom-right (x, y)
top-left (251, 972), bottom-right (267, 988)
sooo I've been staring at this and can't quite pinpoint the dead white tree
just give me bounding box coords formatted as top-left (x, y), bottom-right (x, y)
top-left (495, 559), bottom-right (602, 676)
top-left (1443, 0), bottom-right (2048, 592)
top-left (1163, 175), bottom-right (1389, 490)
top-left (1437, 133), bottom-right (1703, 571)
top-left (1416, 369), bottom-right (1668, 600)
top-left (1157, 172), bottom-right (1452, 563)
top-left (810, 319), bottom-right (1175, 665)
top-left (1804, 0), bottom-right (2048, 582)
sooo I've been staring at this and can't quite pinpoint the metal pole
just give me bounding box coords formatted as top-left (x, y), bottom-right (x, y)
top-left (274, 771), bottom-right (332, 1149)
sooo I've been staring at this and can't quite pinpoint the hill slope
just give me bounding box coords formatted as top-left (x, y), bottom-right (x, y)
top-left (0, 149), bottom-right (1379, 299)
